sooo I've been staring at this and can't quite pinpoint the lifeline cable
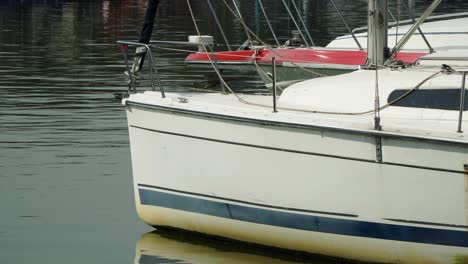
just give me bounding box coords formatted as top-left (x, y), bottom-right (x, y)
top-left (184, 0), bottom-right (446, 116)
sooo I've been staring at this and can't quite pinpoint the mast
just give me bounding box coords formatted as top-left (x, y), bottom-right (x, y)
top-left (139, 0), bottom-right (161, 44)
top-left (366, 0), bottom-right (389, 66)
top-left (131, 0), bottom-right (161, 74)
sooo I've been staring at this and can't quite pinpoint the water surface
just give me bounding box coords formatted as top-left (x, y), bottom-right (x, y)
top-left (1, 1), bottom-right (468, 263)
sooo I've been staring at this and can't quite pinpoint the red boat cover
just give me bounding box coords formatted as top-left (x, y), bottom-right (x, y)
top-left (185, 48), bottom-right (426, 66)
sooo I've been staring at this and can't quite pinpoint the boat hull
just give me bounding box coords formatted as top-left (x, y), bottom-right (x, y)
top-left (126, 101), bottom-right (468, 264)
top-left (135, 204), bottom-right (467, 264)
top-left (185, 49), bottom-right (425, 88)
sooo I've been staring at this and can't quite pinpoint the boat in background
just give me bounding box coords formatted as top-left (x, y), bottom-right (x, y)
top-left (185, 13), bottom-right (468, 89)
top-left (328, 13), bottom-right (468, 51)
top-left (120, 0), bottom-right (468, 263)
top-left (185, 46), bottom-right (426, 89)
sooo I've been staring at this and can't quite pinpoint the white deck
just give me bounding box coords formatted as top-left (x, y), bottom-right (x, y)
top-left (125, 89), bottom-right (468, 145)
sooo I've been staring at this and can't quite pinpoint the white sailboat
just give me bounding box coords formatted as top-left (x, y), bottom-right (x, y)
top-left (121, 0), bottom-right (468, 263)
top-left (327, 13), bottom-right (468, 51)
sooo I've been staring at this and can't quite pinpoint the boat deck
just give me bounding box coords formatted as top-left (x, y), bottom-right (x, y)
top-left (124, 90), bottom-right (468, 144)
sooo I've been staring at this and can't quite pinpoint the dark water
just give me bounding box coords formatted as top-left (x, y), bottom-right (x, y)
top-left (1, 1), bottom-right (468, 263)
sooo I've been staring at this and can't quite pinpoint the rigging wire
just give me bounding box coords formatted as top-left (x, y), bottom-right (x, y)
top-left (206, 0), bottom-right (232, 51)
top-left (389, 0), bottom-right (442, 59)
top-left (280, 0), bottom-right (310, 47)
top-left (395, 0), bottom-right (400, 48)
top-left (219, 0), bottom-right (266, 45)
top-left (185, 0), bottom-right (327, 110)
top-left (217, 0), bottom-right (327, 77)
top-left (289, 0), bottom-right (315, 46)
top-left (329, 0), bottom-right (363, 50)
top-left (230, 0), bottom-right (254, 46)
top-left (185, 0), bottom-right (255, 106)
top-left (257, 0), bottom-right (280, 46)
top-left (184, 0), bottom-right (448, 117)
top-left (401, 0), bottom-right (434, 53)
top-left (184, 0), bottom-right (448, 118)
top-left (388, 9), bottom-right (397, 23)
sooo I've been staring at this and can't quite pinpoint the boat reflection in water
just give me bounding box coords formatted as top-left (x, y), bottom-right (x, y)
top-left (134, 230), bottom-right (343, 264)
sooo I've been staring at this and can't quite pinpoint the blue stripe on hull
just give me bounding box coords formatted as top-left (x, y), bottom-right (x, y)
top-left (138, 187), bottom-right (468, 248)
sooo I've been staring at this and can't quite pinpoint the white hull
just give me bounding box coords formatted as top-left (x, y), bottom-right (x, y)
top-left (126, 96), bottom-right (468, 264)
top-left (327, 17), bottom-right (468, 52)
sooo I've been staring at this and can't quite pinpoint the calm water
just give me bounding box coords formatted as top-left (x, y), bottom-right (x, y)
top-left (1, 1), bottom-right (468, 263)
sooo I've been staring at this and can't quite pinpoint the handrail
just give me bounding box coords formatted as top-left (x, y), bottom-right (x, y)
top-left (120, 45), bottom-right (136, 93)
top-left (117, 40), bottom-right (165, 98)
top-left (149, 40), bottom-right (204, 46)
top-left (418, 57), bottom-right (468, 61)
top-left (118, 39), bottom-right (224, 98)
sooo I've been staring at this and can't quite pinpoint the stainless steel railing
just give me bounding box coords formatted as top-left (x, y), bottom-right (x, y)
top-left (117, 40), bottom-right (228, 98)
top-left (117, 41), bottom-right (165, 98)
